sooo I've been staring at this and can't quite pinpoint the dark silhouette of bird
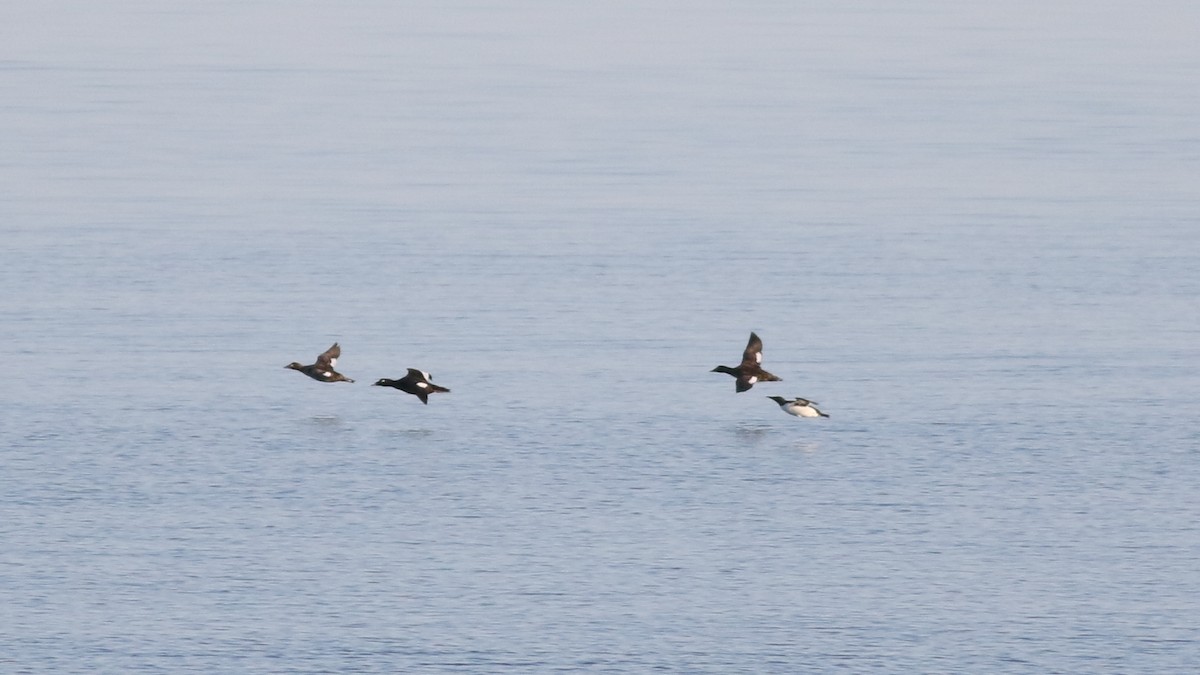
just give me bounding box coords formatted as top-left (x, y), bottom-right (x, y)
top-left (286, 343), bottom-right (354, 383)
top-left (711, 331), bottom-right (781, 392)
top-left (373, 368), bottom-right (450, 404)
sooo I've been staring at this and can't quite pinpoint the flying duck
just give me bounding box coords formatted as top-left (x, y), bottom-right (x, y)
top-left (373, 369), bottom-right (450, 404)
top-left (767, 396), bottom-right (829, 418)
top-left (711, 331), bottom-right (782, 392)
top-left (285, 343), bottom-right (355, 383)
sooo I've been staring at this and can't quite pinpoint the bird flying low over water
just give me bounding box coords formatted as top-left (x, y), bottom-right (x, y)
top-left (711, 331), bottom-right (782, 392)
top-left (373, 369), bottom-right (450, 404)
top-left (767, 396), bottom-right (829, 418)
top-left (286, 343), bottom-right (355, 383)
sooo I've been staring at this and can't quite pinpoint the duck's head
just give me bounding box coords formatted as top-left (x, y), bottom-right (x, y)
top-left (767, 396), bottom-right (788, 405)
top-left (372, 379), bottom-right (392, 386)
top-left (711, 365), bottom-right (737, 375)
top-left (285, 362), bottom-right (303, 370)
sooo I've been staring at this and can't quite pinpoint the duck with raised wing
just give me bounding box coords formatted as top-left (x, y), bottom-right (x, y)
top-left (711, 331), bottom-right (782, 392)
top-left (286, 343), bottom-right (354, 383)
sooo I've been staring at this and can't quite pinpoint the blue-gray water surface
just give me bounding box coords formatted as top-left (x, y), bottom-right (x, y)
top-left (3, 1), bottom-right (1199, 672)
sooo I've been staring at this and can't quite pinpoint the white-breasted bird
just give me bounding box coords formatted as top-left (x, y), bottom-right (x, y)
top-left (767, 396), bottom-right (829, 418)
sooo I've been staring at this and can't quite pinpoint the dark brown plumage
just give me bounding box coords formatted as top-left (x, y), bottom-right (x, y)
top-left (711, 331), bottom-right (782, 392)
top-left (285, 343), bottom-right (355, 383)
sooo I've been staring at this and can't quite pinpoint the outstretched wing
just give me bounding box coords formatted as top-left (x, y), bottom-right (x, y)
top-left (316, 343), bottom-right (341, 369)
top-left (741, 332), bottom-right (764, 366)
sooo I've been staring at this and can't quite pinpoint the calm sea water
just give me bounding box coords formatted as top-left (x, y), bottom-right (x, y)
top-left (3, 1), bottom-right (1199, 672)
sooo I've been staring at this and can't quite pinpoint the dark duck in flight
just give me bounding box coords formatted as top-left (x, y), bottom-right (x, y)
top-left (711, 331), bottom-right (781, 392)
top-left (373, 368), bottom-right (450, 404)
top-left (285, 342), bottom-right (355, 383)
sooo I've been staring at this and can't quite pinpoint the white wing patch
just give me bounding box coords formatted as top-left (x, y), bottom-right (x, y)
top-left (755, 352), bottom-right (762, 364)
top-left (328, 358), bottom-right (337, 367)
top-left (747, 376), bottom-right (758, 385)
top-left (416, 381), bottom-right (429, 389)
top-left (322, 371), bottom-right (332, 378)
top-left (421, 371), bottom-right (433, 381)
